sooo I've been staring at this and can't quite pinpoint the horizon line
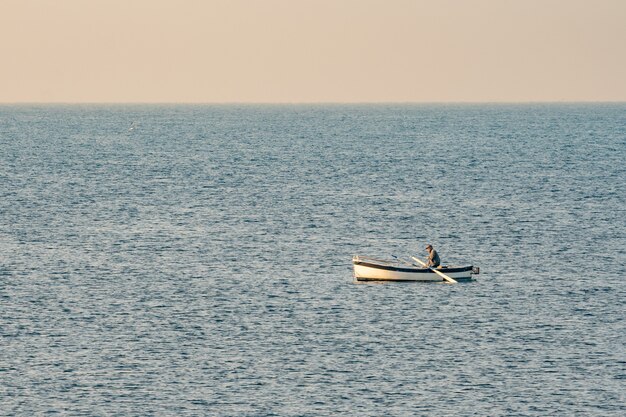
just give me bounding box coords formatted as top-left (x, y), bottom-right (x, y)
top-left (1, 100), bottom-right (625, 105)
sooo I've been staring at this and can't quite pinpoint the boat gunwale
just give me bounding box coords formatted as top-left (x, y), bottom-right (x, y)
top-left (352, 260), bottom-right (473, 274)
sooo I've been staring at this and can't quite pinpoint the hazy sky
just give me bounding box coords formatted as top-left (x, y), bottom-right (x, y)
top-left (1, 0), bottom-right (625, 102)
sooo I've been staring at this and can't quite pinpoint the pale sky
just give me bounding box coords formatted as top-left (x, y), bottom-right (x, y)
top-left (1, 0), bottom-right (625, 103)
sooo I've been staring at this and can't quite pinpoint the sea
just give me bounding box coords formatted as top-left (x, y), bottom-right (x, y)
top-left (1, 104), bottom-right (624, 416)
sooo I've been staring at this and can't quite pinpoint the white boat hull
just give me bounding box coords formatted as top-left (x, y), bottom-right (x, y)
top-left (353, 256), bottom-right (477, 282)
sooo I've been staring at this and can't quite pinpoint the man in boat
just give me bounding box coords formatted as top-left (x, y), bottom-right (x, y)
top-left (425, 244), bottom-right (440, 268)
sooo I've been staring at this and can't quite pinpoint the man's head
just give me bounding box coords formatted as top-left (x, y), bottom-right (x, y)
top-left (425, 244), bottom-right (433, 252)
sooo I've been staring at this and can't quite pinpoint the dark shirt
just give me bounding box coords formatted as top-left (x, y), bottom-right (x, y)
top-left (427, 249), bottom-right (440, 267)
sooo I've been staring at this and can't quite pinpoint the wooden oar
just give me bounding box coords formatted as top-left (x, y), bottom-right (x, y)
top-left (411, 256), bottom-right (457, 284)
top-left (392, 255), bottom-right (417, 267)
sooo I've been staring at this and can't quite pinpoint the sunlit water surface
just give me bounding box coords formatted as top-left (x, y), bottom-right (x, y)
top-left (1, 104), bottom-right (625, 416)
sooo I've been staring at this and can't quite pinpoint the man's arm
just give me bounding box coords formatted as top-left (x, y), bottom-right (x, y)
top-left (426, 251), bottom-right (434, 266)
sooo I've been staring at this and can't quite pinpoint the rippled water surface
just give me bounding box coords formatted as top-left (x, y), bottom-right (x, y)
top-left (1, 104), bottom-right (625, 416)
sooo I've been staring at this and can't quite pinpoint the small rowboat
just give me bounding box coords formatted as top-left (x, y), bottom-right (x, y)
top-left (353, 256), bottom-right (479, 282)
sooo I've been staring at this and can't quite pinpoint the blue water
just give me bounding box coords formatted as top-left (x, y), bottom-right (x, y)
top-left (1, 104), bottom-right (625, 416)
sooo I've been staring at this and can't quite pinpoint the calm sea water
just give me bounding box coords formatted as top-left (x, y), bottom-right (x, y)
top-left (1, 104), bottom-right (625, 416)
